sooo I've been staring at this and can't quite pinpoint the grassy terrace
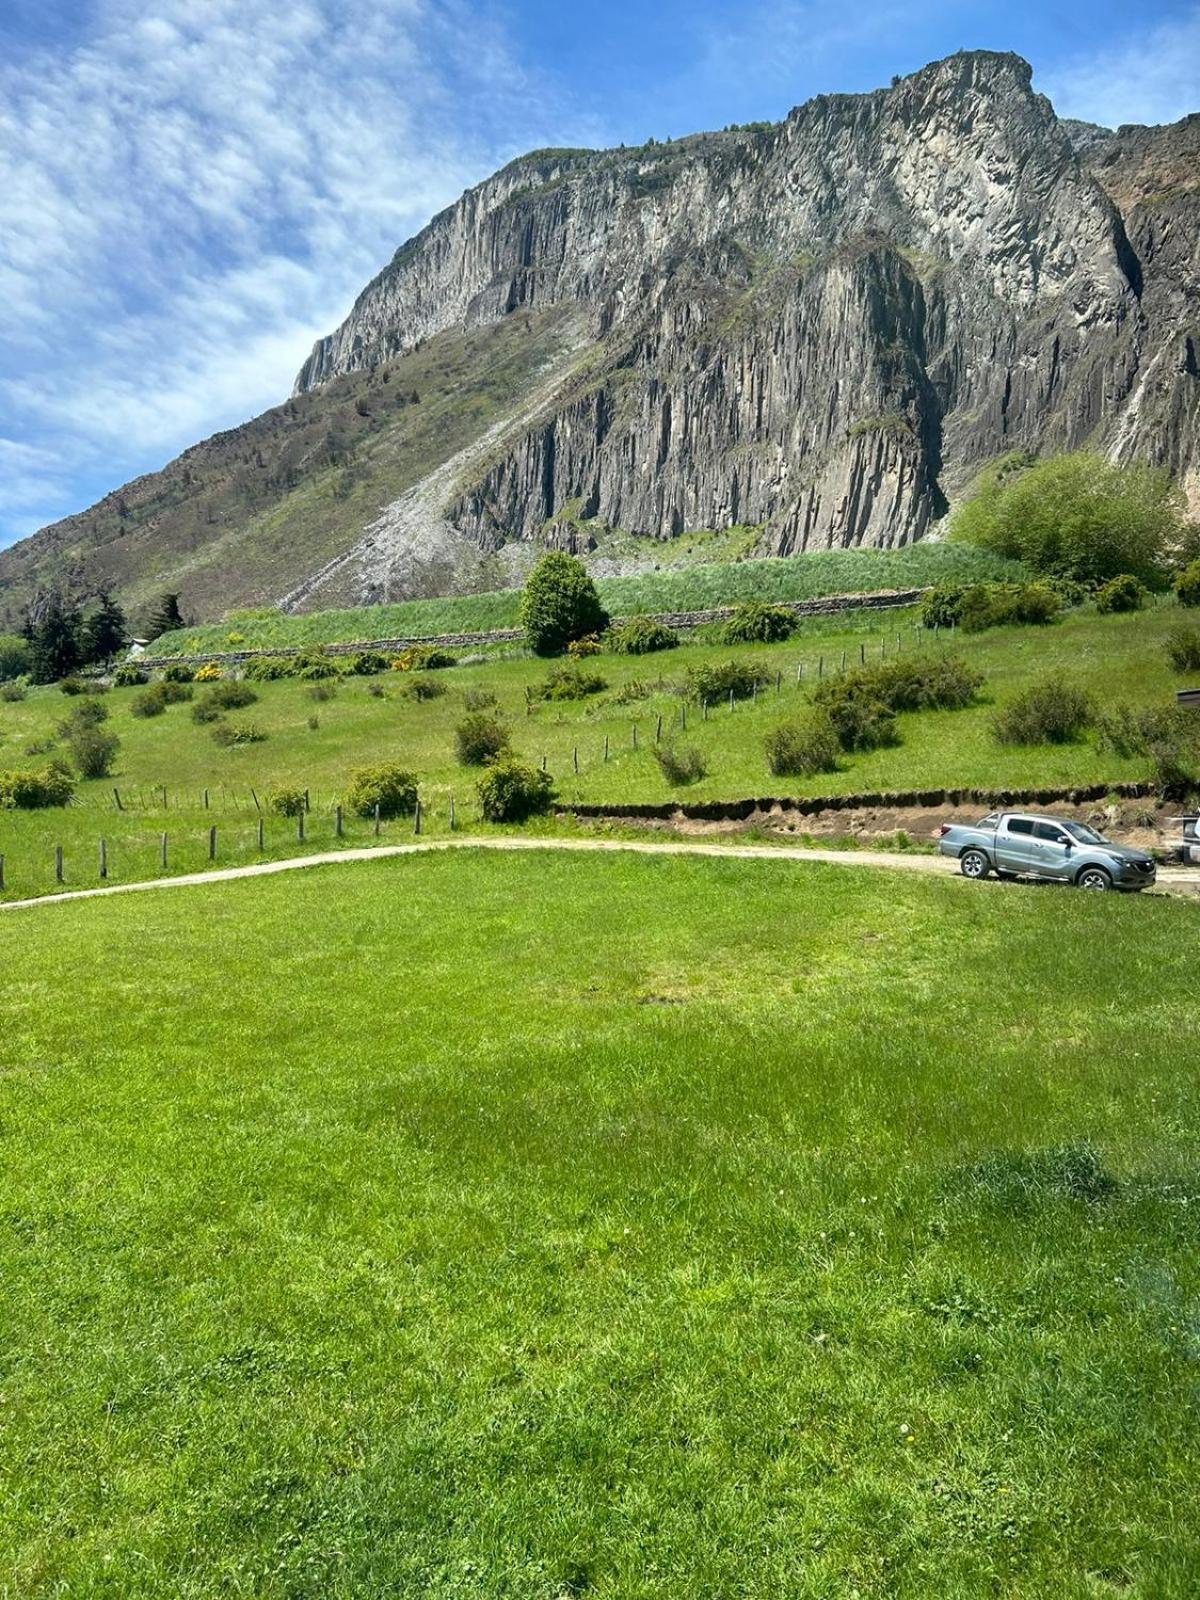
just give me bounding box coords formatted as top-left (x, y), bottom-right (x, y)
top-left (155, 544), bottom-right (1026, 654)
top-left (0, 601), bottom-right (1182, 901)
top-left (2, 848), bottom-right (1198, 1595)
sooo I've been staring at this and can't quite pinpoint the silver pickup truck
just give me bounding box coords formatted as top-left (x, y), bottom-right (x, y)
top-left (937, 812), bottom-right (1157, 892)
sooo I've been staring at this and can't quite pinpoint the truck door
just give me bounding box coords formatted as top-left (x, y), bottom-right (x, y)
top-left (1032, 820), bottom-right (1075, 879)
top-left (995, 816), bottom-right (1037, 871)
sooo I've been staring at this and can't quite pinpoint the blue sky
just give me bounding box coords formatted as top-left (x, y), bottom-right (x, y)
top-left (1, 0), bottom-right (1198, 552)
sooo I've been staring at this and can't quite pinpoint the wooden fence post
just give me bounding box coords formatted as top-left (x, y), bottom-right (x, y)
top-left (541, 755), bottom-right (548, 771)
top-left (335, 805), bottom-right (343, 838)
top-left (860, 643), bottom-right (866, 665)
top-left (680, 703), bottom-right (687, 730)
top-left (603, 734), bottom-right (609, 762)
top-left (818, 656), bottom-right (824, 679)
top-left (208, 825), bottom-right (217, 862)
top-left (573, 747), bottom-right (579, 774)
top-left (160, 833), bottom-right (168, 870)
top-left (0, 855), bottom-right (5, 893)
top-left (257, 816), bottom-right (265, 851)
top-left (203, 789), bottom-right (209, 810)
top-left (250, 788), bottom-right (261, 812)
top-left (373, 803), bottom-right (381, 837)
top-left (297, 810), bottom-right (305, 843)
top-left (702, 699), bottom-right (708, 722)
top-left (55, 846), bottom-right (63, 885)
top-left (112, 787), bottom-right (123, 811)
top-left (632, 723), bottom-right (638, 749)
top-left (655, 713), bottom-right (663, 745)
top-left (99, 839), bottom-right (107, 880)
top-left (728, 688), bottom-right (734, 712)
top-left (413, 800), bottom-right (422, 836)
top-left (304, 789), bottom-right (310, 813)
top-left (449, 795), bottom-right (456, 832)
top-left (841, 650), bottom-right (847, 671)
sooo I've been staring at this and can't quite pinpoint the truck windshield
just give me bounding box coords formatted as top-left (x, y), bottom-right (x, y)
top-left (1062, 821), bottom-right (1105, 845)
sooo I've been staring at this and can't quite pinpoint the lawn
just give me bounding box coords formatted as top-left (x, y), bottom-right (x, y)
top-left (0, 600), bottom-right (1185, 901)
top-left (156, 543), bottom-right (1025, 654)
top-left (1, 848), bottom-right (1198, 1596)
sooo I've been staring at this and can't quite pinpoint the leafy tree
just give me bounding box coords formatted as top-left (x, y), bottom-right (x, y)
top-left (518, 551), bottom-right (608, 656)
top-left (951, 452), bottom-right (1182, 587)
top-left (26, 598), bottom-right (82, 684)
top-left (1175, 560), bottom-right (1200, 608)
top-left (147, 593), bottom-right (186, 640)
top-left (83, 593), bottom-right (127, 662)
top-left (0, 633), bottom-right (30, 681)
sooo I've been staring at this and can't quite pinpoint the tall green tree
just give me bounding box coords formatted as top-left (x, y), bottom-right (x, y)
top-left (83, 593), bottom-right (127, 663)
top-left (147, 593), bottom-right (185, 640)
top-left (951, 452), bottom-right (1183, 587)
top-left (0, 633), bottom-right (30, 681)
top-left (26, 598), bottom-right (82, 684)
top-left (518, 551), bottom-right (608, 656)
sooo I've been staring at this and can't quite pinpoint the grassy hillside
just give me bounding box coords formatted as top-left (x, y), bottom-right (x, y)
top-left (0, 309), bottom-right (580, 630)
top-left (0, 600), bottom-right (1185, 901)
top-left (2, 848), bottom-right (1198, 1594)
top-left (156, 543), bottom-right (1027, 654)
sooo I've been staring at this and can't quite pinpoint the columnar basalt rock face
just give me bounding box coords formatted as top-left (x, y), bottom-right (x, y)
top-left (292, 49), bottom-right (1196, 568)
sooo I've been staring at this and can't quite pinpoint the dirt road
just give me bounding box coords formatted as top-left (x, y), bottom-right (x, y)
top-left (2, 835), bottom-right (1198, 913)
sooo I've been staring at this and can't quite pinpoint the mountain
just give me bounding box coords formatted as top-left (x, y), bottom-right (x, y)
top-left (2, 50), bottom-right (1197, 628)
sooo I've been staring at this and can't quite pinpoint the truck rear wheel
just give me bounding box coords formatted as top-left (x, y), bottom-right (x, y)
top-left (960, 849), bottom-right (990, 880)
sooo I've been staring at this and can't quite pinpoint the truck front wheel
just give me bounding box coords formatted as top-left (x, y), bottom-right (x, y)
top-left (1076, 865), bottom-right (1112, 892)
top-left (960, 849), bottom-right (990, 881)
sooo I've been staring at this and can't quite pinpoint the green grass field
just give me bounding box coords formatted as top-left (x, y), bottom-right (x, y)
top-left (0, 600), bottom-right (1184, 901)
top-left (2, 848), bottom-right (1198, 1595)
top-left (156, 543), bottom-right (1025, 654)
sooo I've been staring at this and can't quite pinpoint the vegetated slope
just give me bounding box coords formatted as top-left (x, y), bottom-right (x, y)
top-left (2, 52), bottom-right (1197, 625)
top-left (156, 543), bottom-right (1025, 654)
top-left (2, 849), bottom-right (1198, 1593)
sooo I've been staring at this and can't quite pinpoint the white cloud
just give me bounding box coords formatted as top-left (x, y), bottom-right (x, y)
top-left (1040, 7), bottom-right (1200, 128)
top-left (0, 0), bottom-right (596, 542)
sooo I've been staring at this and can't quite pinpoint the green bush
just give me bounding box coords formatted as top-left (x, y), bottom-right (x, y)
top-left (959, 583), bottom-right (1060, 632)
top-left (67, 724), bottom-right (120, 779)
top-left (0, 763), bottom-right (74, 809)
top-left (567, 634), bottom-right (603, 658)
top-left (951, 451), bottom-right (1180, 585)
top-left (1175, 561), bottom-right (1200, 608)
top-left (463, 689), bottom-right (498, 711)
top-left (161, 662), bottom-right (194, 683)
top-left (815, 686), bottom-right (897, 752)
top-left (764, 711), bottom-right (841, 777)
top-left (308, 682), bottom-right (337, 703)
top-left (111, 664), bottom-right (147, 687)
top-left (243, 656), bottom-right (295, 681)
top-left (476, 758), bottom-right (555, 822)
top-left (811, 654), bottom-right (981, 753)
top-left (534, 664), bottom-right (608, 701)
top-left (58, 676), bottom-right (87, 696)
top-left (159, 681), bottom-right (193, 705)
top-left (268, 786), bottom-right (307, 817)
top-left (191, 698), bottom-right (222, 724)
top-left (519, 551), bottom-right (608, 655)
top-left (345, 763), bottom-right (419, 819)
top-left (455, 713), bottom-right (510, 765)
top-left (0, 634), bottom-right (31, 681)
top-left (205, 681), bottom-right (258, 712)
top-left (720, 602), bottom-right (796, 644)
top-left (295, 649), bottom-right (339, 681)
top-left (0, 678), bottom-right (28, 703)
top-left (130, 681), bottom-right (192, 717)
top-left (653, 745), bottom-right (708, 785)
top-left (405, 678), bottom-right (446, 701)
top-left (608, 615), bottom-right (680, 655)
top-left (992, 680), bottom-right (1093, 745)
top-left (390, 646), bottom-right (457, 672)
top-left (1165, 624), bottom-right (1200, 673)
top-left (685, 659), bottom-right (767, 704)
top-left (1094, 574), bottom-right (1149, 614)
top-left (1096, 703), bottom-right (1200, 798)
top-left (212, 722), bottom-right (267, 747)
top-left (344, 651), bottom-right (389, 676)
top-left (57, 699), bottom-right (108, 731)
top-left (921, 584), bottom-right (969, 628)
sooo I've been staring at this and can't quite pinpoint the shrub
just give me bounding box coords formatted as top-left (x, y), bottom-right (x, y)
top-left (207, 680), bottom-right (257, 711)
top-left (764, 711), bottom-right (841, 777)
top-left (390, 646), bottom-right (456, 672)
top-left (0, 634), bottom-right (31, 681)
top-left (308, 682), bottom-right (337, 703)
top-left (534, 664), bottom-right (608, 701)
top-left (268, 785), bottom-right (307, 817)
top-left (162, 662), bottom-right (195, 683)
top-left (921, 584), bottom-right (969, 628)
top-left (194, 662), bottom-right (223, 682)
top-left (1096, 703), bottom-right (1200, 798)
top-left (0, 763), bottom-right (74, 809)
top-left (811, 654), bottom-right (981, 753)
top-left (721, 601), bottom-right (797, 644)
top-left (295, 649), bottom-right (338, 681)
top-left (951, 451), bottom-right (1180, 585)
top-left (815, 687), bottom-right (897, 752)
top-left (610, 678), bottom-right (653, 704)
top-left (58, 676), bottom-right (87, 696)
top-left (57, 699), bottom-right (108, 730)
top-left (992, 680), bottom-right (1093, 745)
top-left (191, 698), bottom-right (222, 724)
top-left (609, 616), bottom-right (680, 655)
top-left (455, 712), bottom-right (510, 765)
top-left (476, 757), bottom-right (555, 822)
top-left (1165, 624), bottom-right (1200, 673)
top-left (130, 686), bottom-right (168, 718)
top-left (345, 763), bottom-right (419, 819)
top-left (159, 681), bottom-right (193, 705)
top-left (463, 689), bottom-right (498, 711)
top-left (67, 724), bottom-right (120, 779)
top-left (959, 583), bottom-right (1060, 632)
top-left (685, 659), bottom-right (767, 704)
top-left (567, 634), bottom-right (603, 658)
top-left (344, 651), bottom-right (389, 676)
top-left (406, 678), bottom-right (446, 701)
top-left (366, 681), bottom-right (386, 698)
top-left (243, 656), bottom-right (295, 681)
top-left (653, 744), bottom-right (708, 785)
top-left (211, 722), bottom-right (267, 747)
top-left (1094, 573), bottom-right (1149, 614)
top-left (0, 678), bottom-right (28, 702)
top-left (519, 551), bottom-right (608, 655)
top-left (1175, 560), bottom-right (1200, 608)
top-left (111, 664), bottom-right (147, 687)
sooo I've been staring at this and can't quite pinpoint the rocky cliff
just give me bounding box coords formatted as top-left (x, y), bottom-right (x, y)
top-left (2, 49), bottom-right (1196, 623)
